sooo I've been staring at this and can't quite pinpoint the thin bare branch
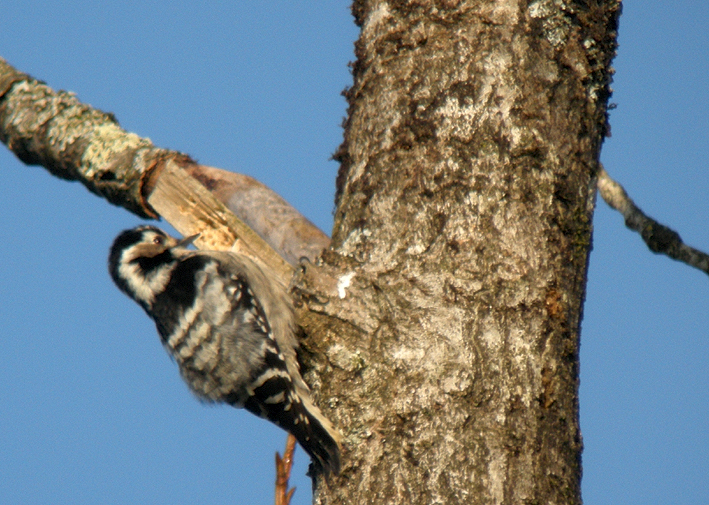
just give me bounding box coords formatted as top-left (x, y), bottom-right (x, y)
top-left (275, 434), bottom-right (297, 505)
top-left (597, 165), bottom-right (709, 276)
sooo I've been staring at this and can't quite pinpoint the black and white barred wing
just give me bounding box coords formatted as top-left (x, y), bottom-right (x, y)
top-left (214, 255), bottom-right (342, 474)
top-left (158, 252), bottom-right (341, 474)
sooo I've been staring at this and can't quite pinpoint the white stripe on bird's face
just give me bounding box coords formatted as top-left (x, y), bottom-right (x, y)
top-left (117, 255), bottom-right (176, 307)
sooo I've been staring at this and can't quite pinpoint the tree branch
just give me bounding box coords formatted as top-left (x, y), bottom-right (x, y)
top-left (597, 165), bottom-right (709, 276)
top-left (0, 56), bottom-right (329, 269)
top-left (184, 165), bottom-right (331, 265)
top-left (146, 159), bottom-right (293, 281)
top-left (0, 57), bottom-right (158, 218)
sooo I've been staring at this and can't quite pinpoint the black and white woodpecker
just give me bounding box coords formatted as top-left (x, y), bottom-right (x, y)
top-left (108, 225), bottom-right (341, 474)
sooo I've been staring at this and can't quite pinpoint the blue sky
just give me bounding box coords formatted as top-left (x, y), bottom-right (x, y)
top-left (1, 2), bottom-right (707, 504)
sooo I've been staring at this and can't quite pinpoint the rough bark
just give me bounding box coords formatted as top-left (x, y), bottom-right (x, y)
top-left (296, 1), bottom-right (620, 503)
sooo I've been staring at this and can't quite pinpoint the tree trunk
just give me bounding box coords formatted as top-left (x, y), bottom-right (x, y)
top-left (297, 1), bottom-right (620, 503)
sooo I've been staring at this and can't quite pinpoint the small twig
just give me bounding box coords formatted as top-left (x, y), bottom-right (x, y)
top-left (275, 434), bottom-right (297, 505)
top-left (597, 164), bottom-right (709, 276)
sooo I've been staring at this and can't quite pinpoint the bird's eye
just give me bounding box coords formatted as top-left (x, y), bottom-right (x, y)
top-left (153, 235), bottom-right (164, 245)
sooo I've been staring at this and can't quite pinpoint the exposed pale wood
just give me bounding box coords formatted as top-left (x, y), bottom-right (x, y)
top-left (148, 159), bottom-right (294, 282)
top-left (1, 58), bottom-right (328, 266)
top-left (185, 164), bottom-right (331, 266)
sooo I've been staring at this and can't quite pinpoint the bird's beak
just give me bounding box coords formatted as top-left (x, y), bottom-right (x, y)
top-left (175, 233), bottom-right (200, 248)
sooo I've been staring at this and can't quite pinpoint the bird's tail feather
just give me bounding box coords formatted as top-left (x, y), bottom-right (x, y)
top-left (243, 386), bottom-right (342, 474)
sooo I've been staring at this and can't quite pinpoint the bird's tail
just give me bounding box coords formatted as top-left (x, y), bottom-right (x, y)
top-left (243, 386), bottom-right (342, 474)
